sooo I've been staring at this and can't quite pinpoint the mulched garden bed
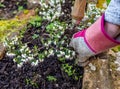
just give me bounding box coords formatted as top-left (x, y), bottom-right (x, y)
top-left (0, 55), bottom-right (84, 89)
top-left (0, 0), bottom-right (84, 89)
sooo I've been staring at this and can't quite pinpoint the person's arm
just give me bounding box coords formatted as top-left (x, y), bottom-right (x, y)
top-left (70, 0), bottom-right (120, 67)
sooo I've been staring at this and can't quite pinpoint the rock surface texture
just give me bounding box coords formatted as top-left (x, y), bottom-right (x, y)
top-left (82, 51), bottom-right (120, 89)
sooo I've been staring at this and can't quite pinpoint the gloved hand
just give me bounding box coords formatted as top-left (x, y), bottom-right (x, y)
top-left (70, 14), bottom-right (120, 67)
top-left (70, 30), bottom-right (95, 67)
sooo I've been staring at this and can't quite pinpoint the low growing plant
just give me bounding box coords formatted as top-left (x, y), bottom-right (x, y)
top-left (29, 16), bottom-right (42, 28)
top-left (62, 63), bottom-right (82, 80)
top-left (47, 75), bottom-right (57, 82)
top-left (0, 2), bottom-right (5, 8)
top-left (32, 34), bottom-right (39, 39)
top-left (25, 78), bottom-right (38, 88)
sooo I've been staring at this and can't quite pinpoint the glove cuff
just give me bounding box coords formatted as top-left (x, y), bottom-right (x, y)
top-left (85, 14), bottom-right (120, 53)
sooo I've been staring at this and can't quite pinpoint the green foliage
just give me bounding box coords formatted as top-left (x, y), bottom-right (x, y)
top-left (32, 34), bottom-right (39, 39)
top-left (18, 6), bottom-right (24, 11)
top-left (25, 78), bottom-right (38, 88)
top-left (62, 63), bottom-right (82, 80)
top-left (62, 63), bottom-right (75, 76)
top-left (46, 23), bottom-right (54, 30)
top-left (106, 0), bottom-right (111, 5)
top-left (38, 54), bottom-right (45, 60)
top-left (47, 75), bottom-right (57, 82)
top-left (0, 2), bottom-right (5, 8)
top-left (0, 17), bottom-right (28, 42)
top-left (5, 37), bottom-right (37, 66)
top-left (29, 16), bottom-right (42, 27)
top-left (58, 57), bottom-right (65, 62)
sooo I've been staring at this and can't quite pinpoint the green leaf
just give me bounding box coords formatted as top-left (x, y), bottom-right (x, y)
top-left (18, 6), bottom-right (24, 11)
top-left (47, 75), bottom-right (57, 82)
top-left (32, 34), bottom-right (39, 39)
top-left (46, 23), bottom-right (54, 30)
top-left (106, 0), bottom-right (111, 5)
top-left (0, 3), bottom-right (5, 8)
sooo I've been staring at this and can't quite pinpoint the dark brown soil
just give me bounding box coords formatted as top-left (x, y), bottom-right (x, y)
top-left (0, 55), bottom-right (83, 89)
top-left (0, 0), bottom-right (27, 19)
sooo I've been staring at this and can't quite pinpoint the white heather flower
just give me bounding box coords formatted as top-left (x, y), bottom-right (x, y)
top-left (22, 54), bottom-right (27, 58)
top-left (60, 51), bottom-right (65, 56)
top-left (60, 31), bottom-right (64, 35)
top-left (25, 58), bottom-right (29, 62)
top-left (54, 41), bottom-right (57, 45)
top-left (52, 15), bottom-right (57, 21)
top-left (31, 60), bottom-right (39, 66)
top-left (69, 56), bottom-right (73, 60)
top-left (95, 15), bottom-right (100, 19)
top-left (49, 50), bottom-right (53, 54)
top-left (25, 47), bottom-right (29, 51)
top-left (59, 26), bottom-right (63, 30)
top-left (3, 42), bottom-right (7, 46)
top-left (53, 27), bottom-right (56, 30)
top-left (72, 52), bottom-right (75, 56)
top-left (28, 57), bottom-right (33, 60)
top-left (48, 41), bottom-right (51, 45)
top-left (21, 58), bottom-right (26, 62)
top-left (44, 51), bottom-right (48, 55)
top-left (39, 59), bottom-right (44, 62)
top-left (87, 22), bottom-right (92, 26)
top-left (21, 46), bottom-right (26, 50)
top-left (6, 52), bottom-right (16, 57)
top-left (57, 35), bottom-right (61, 38)
top-left (47, 16), bottom-right (51, 20)
top-left (82, 16), bottom-right (88, 21)
top-left (60, 47), bottom-right (63, 50)
top-left (61, 41), bottom-right (64, 44)
top-left (47, 53), bottom-right (54, 57)
top-left (55, 12), bottom-right (60, 17)
top-left (17, 63), bottom-right (23, 68)
top-left (57, 54), bottom-right (61, 57)
top-left (44, 43), bottom-right (48, 46)
top-left (44, 4), bottom-right (48, 8)
top-left (65, 55), bottom-right (70, 59)
top-left (14, 36), bottom-right (18, 41)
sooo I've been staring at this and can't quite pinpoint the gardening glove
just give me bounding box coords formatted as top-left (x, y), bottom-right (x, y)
top-left (70, 14), bottom-right (120, 67)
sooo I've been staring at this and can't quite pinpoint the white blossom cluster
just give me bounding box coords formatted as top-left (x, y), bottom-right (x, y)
top-left (77, 3), bottom-right (105, 29)
top-left (4, 36), bottom-right (39, 67)
top-left (45, 20), bottom-right (76, 60)
top-left (39, 0), bottom-right (65, 21)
